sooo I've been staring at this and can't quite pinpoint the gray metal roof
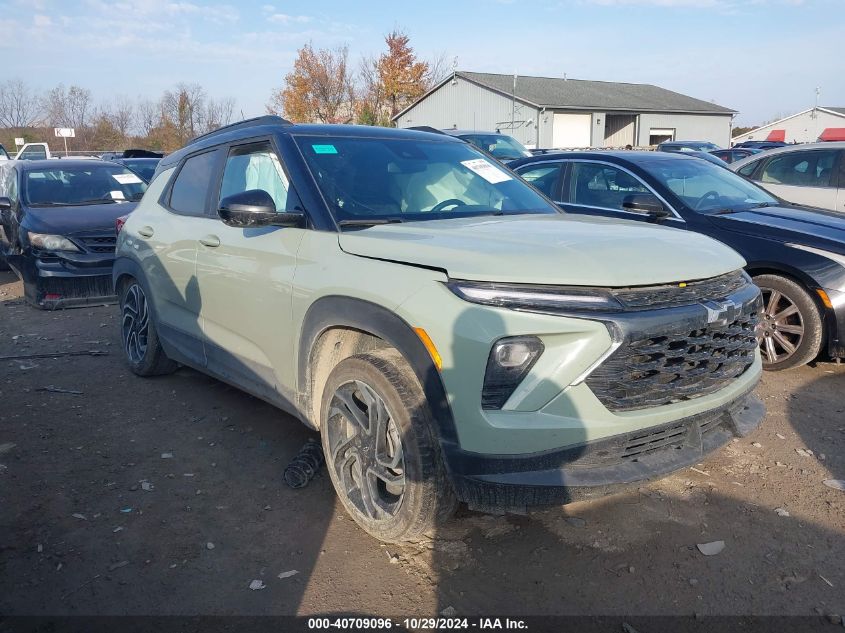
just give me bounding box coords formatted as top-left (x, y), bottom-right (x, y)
top-left (454, 71), bottom-right (735, 114)
top-left (822, 106), bottom-right (845, 116)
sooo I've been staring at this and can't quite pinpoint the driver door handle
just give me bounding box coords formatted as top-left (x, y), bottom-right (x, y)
top-left (199, 235), bottom-right (220, 248)
top-left (137, 226), bottom-right (154, 238)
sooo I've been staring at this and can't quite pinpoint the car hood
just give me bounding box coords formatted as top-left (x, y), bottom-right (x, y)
top-left (706, 204), bottom-right (845, 250)
top-left (22, 202), bottom-right (138, 235)
top-left (338, 214), bottom-right (745, 286)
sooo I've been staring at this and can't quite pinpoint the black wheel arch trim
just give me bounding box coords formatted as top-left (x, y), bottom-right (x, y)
top-left (298, 295), bottom-right (461, 458)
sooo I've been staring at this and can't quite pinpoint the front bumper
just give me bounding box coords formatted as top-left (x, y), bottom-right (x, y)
top-left (448, 388), bottom-right (764, 509)
top-left (822, 287), bottom-right (845, 359)
top-left (10, 249), bottom-right (117, 310)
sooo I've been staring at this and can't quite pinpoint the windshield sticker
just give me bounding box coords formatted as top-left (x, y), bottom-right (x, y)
top-left (112, 173), bottom-right (142, 185)
top-left (110, 190), bottom-right (125, 200)
top-left (461, 159), bottom-right (512, 184)
top-left (312, 144), bottom-right (338, 155)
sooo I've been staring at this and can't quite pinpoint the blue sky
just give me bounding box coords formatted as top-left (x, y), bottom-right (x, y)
top-left (0, 0), bottom-right (841, 126)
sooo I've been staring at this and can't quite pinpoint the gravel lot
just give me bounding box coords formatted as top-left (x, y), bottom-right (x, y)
top-left (1, 269), bottom-right (843, 622)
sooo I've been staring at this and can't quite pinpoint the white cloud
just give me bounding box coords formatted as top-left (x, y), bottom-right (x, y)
top-left (33, 14), bottom-right (52, 27)
top-left (267, 13), bottom-right (312, 25)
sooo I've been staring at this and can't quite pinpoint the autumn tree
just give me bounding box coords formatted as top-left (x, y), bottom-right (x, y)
top-left (378, 30), bottom-right (429, 119)
top-left (267, 43), bottom-right (355, 123)
top-left (357, 30), bottom-right (437, 126)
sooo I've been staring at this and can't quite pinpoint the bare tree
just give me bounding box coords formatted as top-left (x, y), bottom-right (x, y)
top-left (44, 84), bottom-right (92, 129)
top-left (424, 52), bottom-right (451, 90)
top-left (0, 78), bottom-right (42, 128)
top-left (161, 83), bottom-right (207, 141)
top-left (137, 99), bottom-right (159, 137)
top-left (107, 95), bottom-right (136, 139)
top-left (203, 97), bottom-right (235, 133)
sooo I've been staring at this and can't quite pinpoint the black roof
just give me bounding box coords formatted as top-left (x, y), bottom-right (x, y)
top-left (508, 150), bottom-right (707, 170)
top-left (159, 118), bottom-right (462, 170)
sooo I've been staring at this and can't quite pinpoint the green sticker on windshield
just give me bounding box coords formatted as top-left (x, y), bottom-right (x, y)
top-left (312, 144), bottom-right (338, 154)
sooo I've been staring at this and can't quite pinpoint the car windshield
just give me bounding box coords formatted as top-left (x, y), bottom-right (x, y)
top-left (295, 135), bottom-right (559, 224)
top-left (640, 156), bottom-right (778, 213)
top-left (121, 159), bottom-right (160, 183)
top-left (460, 134), bottom-right (530, 160)
top-left (24, 164), bottom-right (147, 206)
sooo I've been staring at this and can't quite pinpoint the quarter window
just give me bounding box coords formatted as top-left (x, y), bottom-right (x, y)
top-left (219, 142), bottom-right (290, 211)
top-left (169, 150), bottom-right (219, 216)
top-left (737, 160), bottom-right (759, 177)
top-left (569, 163), bottom-right (649, 211)
top-left (515, 164), bottom-right (561, 199)
top-left (760, 150), bottom-right (837, 188)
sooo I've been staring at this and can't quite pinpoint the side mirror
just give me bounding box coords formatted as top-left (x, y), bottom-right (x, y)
top-left (0, 197), bottom-right (12, 212)
top-left (217, 189), bottom-right (304, 228)
top-left (622, 193), bottom-right (670, 220)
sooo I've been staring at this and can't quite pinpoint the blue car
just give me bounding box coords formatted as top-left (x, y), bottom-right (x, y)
top-left (510, 150), bottom-right (845, 370)
top-left (0, 159), bottom-right (146, 308)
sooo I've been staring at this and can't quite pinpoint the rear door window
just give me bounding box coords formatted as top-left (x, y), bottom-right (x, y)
top-left (760, 150), bottom-right (838, 188)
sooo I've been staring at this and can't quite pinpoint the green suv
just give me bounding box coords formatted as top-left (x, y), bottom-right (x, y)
top-left (113, 116), bottom-right (765, 543)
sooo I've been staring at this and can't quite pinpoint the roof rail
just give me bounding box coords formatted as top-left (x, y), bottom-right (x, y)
top-left (188, 115), bottom-right (292, 145)
top-left (407, 125), bottom-right (448, 136)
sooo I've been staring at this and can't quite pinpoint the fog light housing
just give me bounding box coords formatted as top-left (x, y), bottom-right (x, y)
top-left (482, 336), bottom-right (544, 410)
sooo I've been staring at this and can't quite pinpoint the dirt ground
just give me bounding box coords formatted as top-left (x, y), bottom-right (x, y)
top-left (1, 269), bottom-right (843, 622)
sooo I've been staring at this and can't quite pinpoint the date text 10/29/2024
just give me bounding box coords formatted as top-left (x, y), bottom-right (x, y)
top-left (307, 618), bottom-right (529, 630)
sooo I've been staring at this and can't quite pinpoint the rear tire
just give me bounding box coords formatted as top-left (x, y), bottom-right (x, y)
top-left (320, 349), bottom-right (457, 543)
top-left (119, 279), bottom-right (177, 377)
top-left (753, 274), bottom-right (823, 371)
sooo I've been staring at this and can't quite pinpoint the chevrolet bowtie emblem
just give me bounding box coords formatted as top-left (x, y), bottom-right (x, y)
top-left (702, 298), bottom-right (740, 325)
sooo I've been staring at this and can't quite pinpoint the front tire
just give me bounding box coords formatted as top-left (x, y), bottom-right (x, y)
top-left (753, 274), bottom-right (824, 371)
top-left (320, 349), bottom-right (457, 543)
top-left (119, 279), bottom-right (177, 376)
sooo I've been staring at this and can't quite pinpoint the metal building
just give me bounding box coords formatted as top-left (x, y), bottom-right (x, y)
top-left (731, 107), bottom-right (845, 144)
top-left (392, 71), bottom-right (736, 149)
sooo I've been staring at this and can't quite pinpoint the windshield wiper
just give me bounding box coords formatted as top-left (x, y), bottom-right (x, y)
top-left (711, 208), bottom-right (737, 215)
top-left (337, 218), bottom-right (404, 228)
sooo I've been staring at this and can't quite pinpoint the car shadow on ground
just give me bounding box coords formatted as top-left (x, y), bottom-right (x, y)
top-left (0, 269), bottom-right (843, 632)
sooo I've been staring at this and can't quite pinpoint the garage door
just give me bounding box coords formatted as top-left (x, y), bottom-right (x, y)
top-left (552, 113), bottom-right (591, 148)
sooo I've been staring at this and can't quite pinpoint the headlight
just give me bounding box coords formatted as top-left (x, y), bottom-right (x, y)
top-left (447, 280), bottom-right (623, 313)
top-left (482, 336), bottom-right (544, 410)
top-left (28, 233), bottom-right (81, 252)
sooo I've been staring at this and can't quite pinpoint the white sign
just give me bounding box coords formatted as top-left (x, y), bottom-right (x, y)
top-left (14, 138), bottom-right (24, 146)
top-left (461, 158), bottom-right (512, 184)
top-left (54, 128), bottom-right (75, 138)
top-left (112, 173), bottom-right (142, 185)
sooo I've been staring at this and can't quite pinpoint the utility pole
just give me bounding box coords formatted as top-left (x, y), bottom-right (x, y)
top-left (511, 74), bottom-right (517, 133)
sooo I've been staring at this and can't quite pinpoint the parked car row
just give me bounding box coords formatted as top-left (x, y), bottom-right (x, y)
top-left (4, 117), bottom-right (844, 543)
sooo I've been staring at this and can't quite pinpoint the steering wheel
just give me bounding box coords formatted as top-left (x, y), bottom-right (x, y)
top-left (430, 199), bottom-right (467, 213)
top-left (694, 190), bottom-right (721, 211)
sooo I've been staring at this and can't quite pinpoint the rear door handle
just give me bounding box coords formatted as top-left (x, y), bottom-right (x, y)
top-left (199, 235), bottom-right (220, 248)
top-left (137, 226), bottom-right (154, 238)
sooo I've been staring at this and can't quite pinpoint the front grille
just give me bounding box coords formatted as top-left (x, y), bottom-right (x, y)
top-left (76, 235), bottom-right (117, 254)
top-left (611, 271), bottom-right (747, 310)
top-left (586, 305), bottom-right (759, 412)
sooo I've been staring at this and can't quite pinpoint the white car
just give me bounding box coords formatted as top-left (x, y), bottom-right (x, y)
top-left (730, 141), bottom-right (845, 213)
